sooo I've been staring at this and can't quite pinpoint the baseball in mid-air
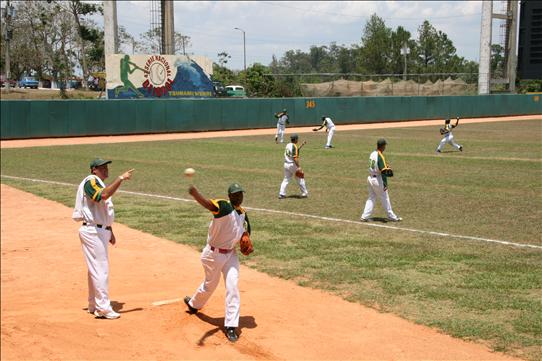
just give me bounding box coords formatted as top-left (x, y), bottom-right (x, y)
top-left (184, 167), bottom-right (196, 177)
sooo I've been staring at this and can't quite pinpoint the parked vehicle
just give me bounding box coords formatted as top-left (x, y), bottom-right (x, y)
top-left (19, 77), bottom-right (39, 89)
top-left (0, 75), bottom-right (17, 88)
top-left (213, 81), bottom-right (227, 97)
top-left (225, 85), bottom-right (246, 97)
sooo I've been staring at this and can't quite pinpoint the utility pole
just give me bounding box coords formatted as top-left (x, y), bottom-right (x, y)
top-left (234, 27), bottom-right (246, 72)
top-left (3, 0), bottom-right (14, 92)
top-left (401, 43), bottom-right (410, 81)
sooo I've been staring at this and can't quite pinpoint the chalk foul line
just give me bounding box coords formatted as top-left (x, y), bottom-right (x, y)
top-left (1, 174), bottom-right (540, 250)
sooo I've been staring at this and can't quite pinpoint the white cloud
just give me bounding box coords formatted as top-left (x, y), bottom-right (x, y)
top-left (111, 1), bottom-right (483, 70)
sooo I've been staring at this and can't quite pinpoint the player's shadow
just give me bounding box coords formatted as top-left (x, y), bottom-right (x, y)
top-left (111, 300), bottom-right (144, 314)
top-left (281, 195), bottom-right (306, 199)
top-left (195, 312), bottom-right (257, 346)
top-left (364, 217), bottom-right (396, 223)
top-left (439, 150), bottom-right (460, 153)
top-left (82, 300), bottom-right (143, 314)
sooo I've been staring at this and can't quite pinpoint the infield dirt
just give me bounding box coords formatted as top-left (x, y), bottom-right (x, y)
top-left (1, 186), bottom-right (520, 360)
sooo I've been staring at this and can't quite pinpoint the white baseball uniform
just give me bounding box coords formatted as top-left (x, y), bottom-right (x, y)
top-left (73, 174), bottom-right (116, 314)
top-left (321, 117), bottom-right (336, 148)
top-left (436, 123), bottom-right (462, 152)
top-left (279, 142), bottom-right (308, 197)
top-left (187, 199), bottom-right (250, 328)
top-left (275, 113), bottom-right (289, 143)
top-left (361, 150), bottom-right (400, 221)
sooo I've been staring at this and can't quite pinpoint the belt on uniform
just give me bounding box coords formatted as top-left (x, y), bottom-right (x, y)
top-left (210, 246), bottom-right (233, 254)
top-left (83, 222), bottom-right (112, 231)
top-left (372, 175), bottom-right (377, 178)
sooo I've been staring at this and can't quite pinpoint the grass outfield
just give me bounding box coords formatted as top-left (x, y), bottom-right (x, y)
top-left (2, 119), bottom-right (541, 360)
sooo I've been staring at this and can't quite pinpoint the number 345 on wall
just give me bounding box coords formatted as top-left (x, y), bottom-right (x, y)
top-left (305, 99), bottom-right (316, 108)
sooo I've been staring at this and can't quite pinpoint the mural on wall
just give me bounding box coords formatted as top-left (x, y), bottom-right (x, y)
top-left (106, 54), bottom-right (214, 99)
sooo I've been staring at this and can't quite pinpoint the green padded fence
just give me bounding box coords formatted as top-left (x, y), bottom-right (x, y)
top-left (1, 94), bottom-right (540, 139)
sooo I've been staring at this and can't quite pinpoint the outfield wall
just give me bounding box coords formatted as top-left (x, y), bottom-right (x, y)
top-left (1, 94), bottom-right (540, 139)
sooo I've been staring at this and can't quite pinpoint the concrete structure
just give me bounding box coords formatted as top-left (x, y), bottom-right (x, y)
top-left (161, 0), bottom-right (175, 55)
top-left (103, 1), bottom-right (118, 56)
top-left (478, 1), bottom-right (492, 95)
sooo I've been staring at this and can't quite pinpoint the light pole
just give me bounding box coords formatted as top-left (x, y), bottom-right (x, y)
top-left (400, 43), bottom-right (410, 80)
top-left (234, 27), bottom-right (246, 73)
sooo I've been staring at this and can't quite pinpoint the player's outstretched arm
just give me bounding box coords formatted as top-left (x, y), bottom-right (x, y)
top-left (188, 185), bottom-right (219, 212)
top-left (455, 117), bottom-right (460, 127)
top-left (101, 168), bottom-right (134, 200)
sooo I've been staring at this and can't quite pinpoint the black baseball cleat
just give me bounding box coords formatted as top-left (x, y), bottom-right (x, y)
top-left (183, 296), bottom-right (198, 314)
top-left (225, 327), bottom-right (238, 342)
top-left (459, 146), bottom-right (463, 152)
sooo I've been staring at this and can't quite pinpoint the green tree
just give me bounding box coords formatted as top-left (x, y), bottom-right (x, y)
top-left (389, 26), bottom-right (416, 76)
top-left (5, 1), bottom-right (78, 97)
top-left (212, 52), bottom-right (238, 86)
top-left (279, 50), bottom-right (312, 73)
top-left (66, 0), bottom-right (102, 89)
top-left (358, 14), bottom-right (392, 74)
top-left (415, 20), bottom-right (458, 75)
top-left (118, 25), bottom-right (137, 54)
top-left (244, 63), bottom-right (276, 97)
top-left (136, 28), bottom-right (191, 55)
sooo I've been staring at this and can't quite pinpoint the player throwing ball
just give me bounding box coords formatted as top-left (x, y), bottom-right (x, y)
top-left (278, 133), bottom-right (308, 199)
top-left (274, 108), bottom-right (289, 144)
top-left (436, 117), bottom-right (463, 153)
top-left (183, 183), bottom-right (252, 343)
top-left (360, 139), bottom-right (402, 222)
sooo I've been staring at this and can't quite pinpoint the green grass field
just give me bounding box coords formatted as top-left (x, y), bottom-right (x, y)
top-left (2, 119), bottom-right (541, 360)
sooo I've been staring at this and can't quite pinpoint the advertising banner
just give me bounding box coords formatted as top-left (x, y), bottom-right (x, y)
top-left (106, 54), bottom-right (214, 99)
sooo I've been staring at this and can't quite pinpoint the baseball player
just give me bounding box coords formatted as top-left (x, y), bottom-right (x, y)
top-left (72, 158), bottom-right (134, 319)
top-left (360, 139), bottom-right (402, 222)
top-left (274, 109), bottom-right (289, 143)
top-left (278, 133), bottom-right (308, 199)
top-left (312, 116), bottom-right (336, 148)
top-left (436, 117), bottom-right (463, 153)
top-left (183, 183), bottom-right (251, 343)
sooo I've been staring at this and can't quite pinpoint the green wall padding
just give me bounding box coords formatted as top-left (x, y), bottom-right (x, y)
top-left (1, 95), bottom-right (540, 139)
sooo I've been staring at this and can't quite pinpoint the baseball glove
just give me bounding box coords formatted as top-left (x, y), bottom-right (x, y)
top-left (295, 168), bottom-right (305, 178)
top-left (440, 128), bottom-right (446, 135)
top-left (381, 168), bottom-right (394, 177)
top-left (239, 231), bottom-right (254, 256)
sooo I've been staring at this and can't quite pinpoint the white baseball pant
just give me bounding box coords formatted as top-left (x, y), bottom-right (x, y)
top-left (326, 127), bottom-right (335, 147)
top-left (276, 124), bottom-right (285, 143)
top-left (437, 133), bottom-right (461, 151)
top-left (279, 162), bottom-right (308, 197)
top-left (189, 245), bottom-right (240, 327)
top-left (361, 175), bottom-right (399, 220)
top-left (79, 225), bottom-right (114, 313)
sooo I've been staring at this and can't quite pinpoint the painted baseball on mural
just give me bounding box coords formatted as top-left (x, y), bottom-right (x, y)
top-left (149, 62), bottom-right (166, 86)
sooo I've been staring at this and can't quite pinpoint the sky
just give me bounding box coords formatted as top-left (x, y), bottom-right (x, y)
top-left (110, 1), bottom-right (510, 71)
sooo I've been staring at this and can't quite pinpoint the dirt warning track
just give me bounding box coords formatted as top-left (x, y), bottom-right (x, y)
top-left (0, 184), bottom-right (519, 360)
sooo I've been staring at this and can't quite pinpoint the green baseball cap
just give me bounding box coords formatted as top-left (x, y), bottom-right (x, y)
top-left (228, 183), bottom-right (245, 194)
top-left (90, 158), bottom-right (112, 169)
